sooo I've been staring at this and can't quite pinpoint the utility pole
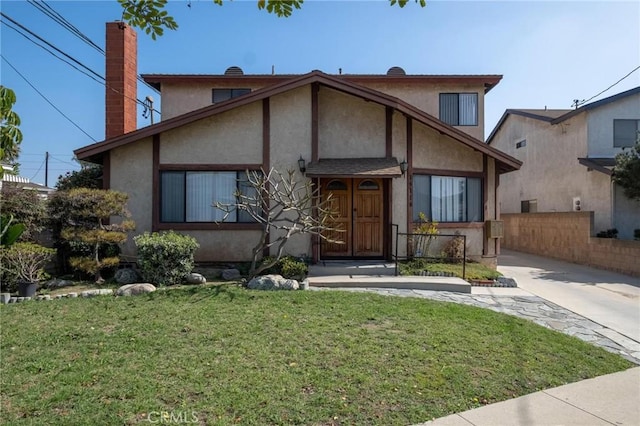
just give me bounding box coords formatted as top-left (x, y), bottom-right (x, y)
top-left (45, 151), bottom-right (49, 187)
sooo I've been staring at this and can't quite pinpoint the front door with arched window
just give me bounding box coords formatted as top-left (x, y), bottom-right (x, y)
top-left (320, 178), bottom-right (384, 258)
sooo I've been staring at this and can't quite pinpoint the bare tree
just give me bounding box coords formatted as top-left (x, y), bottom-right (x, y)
top-left (215, 168), bottom-right (343, 279)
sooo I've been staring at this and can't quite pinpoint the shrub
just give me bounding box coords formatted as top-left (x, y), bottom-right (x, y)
top-left (411, 212), bottom-right (438, 257)
top-left (442, 232), bottom-right (465, 263)
top-left (263, 255), bottom-right (308, 279)
top-left (0, 242), bottom-right (55, 292)
top-left (134, 231), bottom-right (199, 286)
top-left (596, 228), bottom-right (618, 238)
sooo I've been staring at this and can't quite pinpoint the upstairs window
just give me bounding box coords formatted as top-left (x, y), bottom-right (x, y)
top-left (613, 119), bottom-right (640, 147)
top-left (439, 93), bottom-right (478, 126)
top-left (212, 88), bottom-right (251, 103)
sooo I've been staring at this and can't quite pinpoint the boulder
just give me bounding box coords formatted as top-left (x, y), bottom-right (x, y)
top-left (186, 273), bottom-right (206, 284)
top-left (222, 269), bottom-right (241, 280)
top-left (247, 274), bottom-right (299, 291)
top-left (116, 283), bottom-right (157, 296)
top-left (114, 268), bottom-right (141, 284)
top-left (81, 289), bottom-right (114, 298)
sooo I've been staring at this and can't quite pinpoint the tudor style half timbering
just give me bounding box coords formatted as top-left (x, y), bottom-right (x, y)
top-left (74, 23), bottom-right (521, 267)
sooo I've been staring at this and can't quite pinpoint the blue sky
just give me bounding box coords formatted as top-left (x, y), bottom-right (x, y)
top-left (1, 0), bottom-right (639, 186)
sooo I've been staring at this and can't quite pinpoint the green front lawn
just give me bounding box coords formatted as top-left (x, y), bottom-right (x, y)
top-left (1, 285), bottom-right (632, 425)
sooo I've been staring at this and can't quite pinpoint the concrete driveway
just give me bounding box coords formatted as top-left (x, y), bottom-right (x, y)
top-left (498, 249), bottom-right (640, 343)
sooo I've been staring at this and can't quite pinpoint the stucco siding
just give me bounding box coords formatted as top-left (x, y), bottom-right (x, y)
top-left (185, 230), bottom-right (263, 262)
top-left (161, 82), bottom-right (265, 119)
top-left (614, 184), bottom-right (640, 240)
top-left (490, 113), bottom-right (615, 231)
top-left (412, 122), bottom-right (483, 171)
top-left (587, 92), bottom-right (640, 157)
top-left (269, 86), bottom-right (314, 258)
top-left (159, 101), bottom-right (263, 164)
top-left (361, 82), bottom-right (486, 140)
top-left (392, 113), bottom-right (408, 256)
top-left (109, 137), bottom-right (154, 257)
top-left (318, 87), bottom-right (386, 158)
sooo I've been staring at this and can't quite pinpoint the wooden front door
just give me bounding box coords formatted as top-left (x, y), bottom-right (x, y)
top-left (321, 178), bottom-right (384, 258)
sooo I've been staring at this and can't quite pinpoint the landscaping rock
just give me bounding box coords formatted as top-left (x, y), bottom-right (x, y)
top-left (116, 283), bottom-right (156, 296)
top-left (81, 289), bottom-right (114, 298)
top-left (222, 269), bottom-right (241, 280)
top-left (45, 278), bottom-right (74, 289)
top-left (299, 279), bottom-right (309, 290)
top-left (247, 274), bottom-right (299, 291)
top-left (186, 273), bottom-right (206, 284)
top-left (114, 268), bottom-right (141, 285)
top-left (497, 276), bottom-right (518, 288)
top-left (1, 293), bottom-right (11, 304)
top-left (36, 295), bottom-right (51, 301)
top-left (9, 297), bottom-right (17, 303)
top-left (67, 292), bottom-right (78, 298)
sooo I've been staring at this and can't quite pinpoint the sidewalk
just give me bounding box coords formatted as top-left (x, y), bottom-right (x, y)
top-left (416, 367), bottom-right (640, 426)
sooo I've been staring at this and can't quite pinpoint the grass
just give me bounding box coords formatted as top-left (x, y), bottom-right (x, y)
top-left (1, 284), bottom-right (632, 425)
top-left (399, 259), bottom-right (502, 280)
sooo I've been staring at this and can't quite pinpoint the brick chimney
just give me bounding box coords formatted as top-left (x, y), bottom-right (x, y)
top-left (105, 22), bottom-right (137, 140)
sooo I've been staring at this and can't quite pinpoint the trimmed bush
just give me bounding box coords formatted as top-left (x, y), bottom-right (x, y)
top-left (0, 242), bottom-right (55, 292)
top-left (134, 231), bottom-right (199, 286)
top-left (262, 255), bottom-right (308, 280)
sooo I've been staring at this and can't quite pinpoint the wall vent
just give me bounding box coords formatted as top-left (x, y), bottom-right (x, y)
top-left (386, 66), bottom-right (406, 76)
top-left (224, 66), bottom-right (244, 75)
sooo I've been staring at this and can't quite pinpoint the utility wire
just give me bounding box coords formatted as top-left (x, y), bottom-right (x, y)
top-left (25, 0), bottom-right (159, 94)
top-left (1, 55), bottom-right (98, 142)
top-left (1, 18), bottom-right (160, 116)
top-left (28, 157), bottom-right (46, 181)
top-left (575, 65), bottom-right (640, 107)
top-left (27, 0), bottom-right (104, 54)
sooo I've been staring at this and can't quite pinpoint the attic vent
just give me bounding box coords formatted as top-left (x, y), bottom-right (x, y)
top-left (224, 66), bottom-right (244, 75)
top-left (387, 66), bottom-right (406, 76)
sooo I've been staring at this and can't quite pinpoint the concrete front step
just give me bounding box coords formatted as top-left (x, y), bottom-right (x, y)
top-left (307, 275), bottom-right (471, 293)
top-left (308, 261), bottom-right (397, 277)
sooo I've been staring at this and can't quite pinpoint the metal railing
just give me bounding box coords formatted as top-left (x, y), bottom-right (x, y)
top-left (391, 224), bottom-right (467, 279)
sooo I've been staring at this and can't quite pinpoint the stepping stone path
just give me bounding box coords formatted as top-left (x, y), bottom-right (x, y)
top-left (311, 287), bottom-right (640, 365)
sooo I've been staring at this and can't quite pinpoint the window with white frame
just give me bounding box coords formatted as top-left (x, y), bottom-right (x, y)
top-left (412, 175), bottom-right (482, 223)
top-left (613, 119), bottom-right (640, 147)
top-left (211, 88), bottom-right (251, 103)
top-left (160, 171), bottom-right (258, 223)
top-left (439, 93), bottom-right (478, 126)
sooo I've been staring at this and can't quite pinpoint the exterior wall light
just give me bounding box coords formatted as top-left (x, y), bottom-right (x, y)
top-left (298, 156), bottom-right (306, 174)
top-left (400, 160), bottom-right (408, 175)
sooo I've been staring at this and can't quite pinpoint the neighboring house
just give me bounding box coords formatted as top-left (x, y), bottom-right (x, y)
top-left (0, 165), bottom-right (54, 198)
top-left (487, 87), bottom-right (640, 240)
top-left (74, 23), bottom-right (521, 265)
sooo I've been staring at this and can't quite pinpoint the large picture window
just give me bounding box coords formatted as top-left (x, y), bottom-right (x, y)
top-left (412, 175), bottom-right (482, 223)
top-left (439, 93), bottom-right (478, 126)
top-left (160, 171), bottom-right (258, 223)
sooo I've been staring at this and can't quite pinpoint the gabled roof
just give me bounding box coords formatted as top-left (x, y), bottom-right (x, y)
top-left (142, 73), bottom-right (503, 94)
top-left (487, 86), bottom-right (640, 145)
top-left (76, 71), bottom-right (521, 173)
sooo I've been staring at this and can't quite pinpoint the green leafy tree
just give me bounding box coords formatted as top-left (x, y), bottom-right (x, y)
top-left (118, 0), bottom-right (426, 39)
top-left (0, 86), bottom-right (23, 178)
top-left (613, 140), bottom-right (640, 201)
top-left (52, 188), bottom-right (135, 283)
top-left (55, 164), bottom-right (103, 191)
top-left (0, 186), bottom-right (47, 241)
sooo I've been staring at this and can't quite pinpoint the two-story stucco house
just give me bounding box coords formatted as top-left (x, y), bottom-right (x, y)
top-left (487, 87), bottom-right (640, 240)
top-left (74, 23), bottom-right (521, 266)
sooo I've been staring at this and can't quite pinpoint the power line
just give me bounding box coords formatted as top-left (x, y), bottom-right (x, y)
top-left (29, 157), bottom-right (46, 181)
top-left (26, 1), bottom-right (159, 94)
top-left (27, 0), bottom-right (105, 54)
top-left (1, 13), bottom-right (161, 115)
top-left (1, 55), bottom-right (98, 142)
top-left (575, 65), bottom-right (640, 108)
